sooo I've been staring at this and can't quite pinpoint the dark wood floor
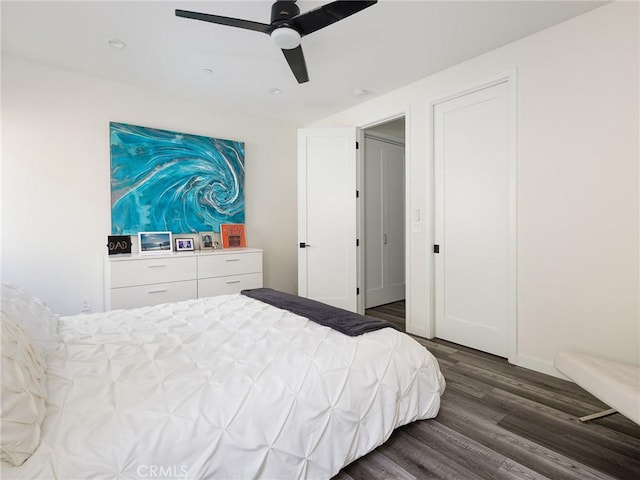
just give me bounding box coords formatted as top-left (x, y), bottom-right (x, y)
top-left (366, 300), bottom-right (406, 331)
top-left (332, 302), bottom-right (640, 479)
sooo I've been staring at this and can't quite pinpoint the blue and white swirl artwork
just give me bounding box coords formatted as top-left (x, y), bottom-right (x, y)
top-left (110, 122), bottom-right (245, 234)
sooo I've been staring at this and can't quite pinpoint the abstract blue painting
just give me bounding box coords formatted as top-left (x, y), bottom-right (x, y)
top-left (110, 122), bottom-right (245, 234)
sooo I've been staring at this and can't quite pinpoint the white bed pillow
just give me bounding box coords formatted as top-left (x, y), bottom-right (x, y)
top-left (1, 310), bottom-right (47, 466)
top-left (1, 283), bottom-right (59, 353)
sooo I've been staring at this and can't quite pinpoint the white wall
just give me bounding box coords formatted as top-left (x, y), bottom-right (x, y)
top-left (309, 2), bottom-right (639, 374)
top-left (1, 56), bottom-right (299, 315)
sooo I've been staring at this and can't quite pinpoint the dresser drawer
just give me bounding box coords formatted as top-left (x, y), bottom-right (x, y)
top-left (198, 273), bottom-right (263, 297)
top-left (198, 252), bottom-right (262, 279)
top-left (111, 280), bottom-right (197, 309)
top-left (111, 256), bottom-right (197, 288)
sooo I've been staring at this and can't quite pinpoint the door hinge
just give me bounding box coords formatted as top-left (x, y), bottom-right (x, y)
top-left (356, 141), bottom-right (359, 149)
top-left (434, 244), bottom-right (440, 254)
top-left (357, 287), bottom-right (360, 295)
top-left (356, 190), bottom-right (359, 198)
top-left (356, 239), bottom-right (360, 247)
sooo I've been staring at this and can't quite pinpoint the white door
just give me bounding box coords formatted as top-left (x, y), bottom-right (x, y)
top-left (364, 135), bottom-right (405, 308)
top-left (298, 128), bottom-right (358, 311)
top-left (433, 81), bottom-right (514, 358)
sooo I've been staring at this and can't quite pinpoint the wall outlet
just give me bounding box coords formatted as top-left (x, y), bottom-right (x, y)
top-left (81, 298), bottom-right (91, 312)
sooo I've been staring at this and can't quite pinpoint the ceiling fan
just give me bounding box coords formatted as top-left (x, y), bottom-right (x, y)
top-left (176, 1), bottom-right (377, 84)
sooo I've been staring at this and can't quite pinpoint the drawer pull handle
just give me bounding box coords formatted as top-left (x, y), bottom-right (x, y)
top-left (225, 259), bottom-right (240, 262)
top-left (225, 280), bottom-right (241, 284)
top-left (147, 289), bottom-right (167, 294)
top-left (147, 264), bottom-right (167, 269)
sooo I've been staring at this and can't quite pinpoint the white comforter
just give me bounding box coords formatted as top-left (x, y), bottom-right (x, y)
top-left (3, 293), bottom-right (445, 479)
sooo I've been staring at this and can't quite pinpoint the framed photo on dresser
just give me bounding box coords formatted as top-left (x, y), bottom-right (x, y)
top-left (199, 231), bottom-right (215, 250)
top-left (138, 231), bottom-right (172, 255)
top-left (175, 237), bottom-right (195, 252)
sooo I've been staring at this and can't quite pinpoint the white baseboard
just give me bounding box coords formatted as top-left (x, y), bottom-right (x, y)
top-left (515, 353), bottom-right (569, 380)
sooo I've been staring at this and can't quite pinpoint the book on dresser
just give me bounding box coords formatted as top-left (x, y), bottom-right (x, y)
top-left (104, 248), bottom-right (263, 310)
top-left (220, 224), bottom-right (246, 249)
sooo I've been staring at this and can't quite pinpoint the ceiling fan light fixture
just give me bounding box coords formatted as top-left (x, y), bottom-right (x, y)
top-left (271, 27), bottom-right (301, 50)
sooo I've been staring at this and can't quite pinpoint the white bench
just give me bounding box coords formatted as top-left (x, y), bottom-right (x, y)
top-left (554, 352), bottom-right (640, 425)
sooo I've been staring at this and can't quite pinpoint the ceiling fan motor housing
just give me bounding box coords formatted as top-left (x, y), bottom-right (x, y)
top-left (271, 1), bottom-right (300, 24)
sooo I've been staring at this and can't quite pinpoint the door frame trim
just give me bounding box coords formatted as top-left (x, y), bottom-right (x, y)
top-left (426, 70), bottom-right (518, 363)
top-left (356, 112), bottom-right (409, 316)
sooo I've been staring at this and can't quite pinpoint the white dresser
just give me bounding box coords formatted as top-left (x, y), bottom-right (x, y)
top-left (105, 248), bottom-right (263, 310)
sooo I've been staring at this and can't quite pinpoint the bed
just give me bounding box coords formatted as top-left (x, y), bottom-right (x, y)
top-left (1, 283), bottom-right (445, 479)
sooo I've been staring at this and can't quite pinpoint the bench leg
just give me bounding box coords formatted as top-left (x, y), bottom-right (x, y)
top-left (579, 408), bottom-right (617, 422)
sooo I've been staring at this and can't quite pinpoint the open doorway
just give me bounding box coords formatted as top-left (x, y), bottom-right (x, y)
top-left (361, 117), bottom-right (406, 330)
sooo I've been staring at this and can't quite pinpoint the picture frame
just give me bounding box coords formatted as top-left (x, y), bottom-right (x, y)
top-left (220, 224), bottom-right (246, 249)
top-left (175, 237), bottom-right (195, 252)
top-left (199, 231), bottom-right (215, 250)
top-left (107, 235), bottom-right (131, 255)
top-left (138, 231), bottom-right (172, 255)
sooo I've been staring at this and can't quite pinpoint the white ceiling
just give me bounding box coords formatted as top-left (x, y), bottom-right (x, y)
top-left (2, 0), bottom-right (606, 125)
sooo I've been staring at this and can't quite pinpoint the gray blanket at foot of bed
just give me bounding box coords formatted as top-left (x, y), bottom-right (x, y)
top-left (241, 288), bottom-right (398, 336)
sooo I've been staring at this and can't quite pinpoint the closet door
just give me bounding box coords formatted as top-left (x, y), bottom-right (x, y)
top-left (364, 136), bottom-right (405, 308)
top-left (433, 81), bottom-right (514, 358)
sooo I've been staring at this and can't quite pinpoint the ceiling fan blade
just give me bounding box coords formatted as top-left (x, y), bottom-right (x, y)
top-left (290, 1), bottom-right (377, 37)
top-left (282, 46), bottom-right (309, 84)
top-left (175, 9), bottom-right (271, 34)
